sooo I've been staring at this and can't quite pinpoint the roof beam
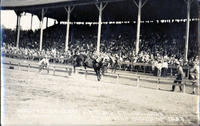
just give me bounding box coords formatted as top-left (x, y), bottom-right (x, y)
top-left (1, 0), bottom-right (124, 10)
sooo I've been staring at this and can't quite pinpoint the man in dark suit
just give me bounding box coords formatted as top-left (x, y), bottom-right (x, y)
top-left (171, 61), bottom-right (184, 92)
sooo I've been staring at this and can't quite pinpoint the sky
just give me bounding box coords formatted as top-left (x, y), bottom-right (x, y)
top-left (1, 10), bottom-right (55, 30)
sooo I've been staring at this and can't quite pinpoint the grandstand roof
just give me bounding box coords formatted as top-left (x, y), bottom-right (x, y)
top-left (1, 0), bottom-right (199, 22)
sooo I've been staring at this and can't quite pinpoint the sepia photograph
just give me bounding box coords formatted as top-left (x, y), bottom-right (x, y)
top-left (1, 0), bottom-right (200, 125)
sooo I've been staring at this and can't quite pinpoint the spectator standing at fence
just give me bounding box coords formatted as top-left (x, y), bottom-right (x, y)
top-left (52, 48), bottom-right (56, 58)
top-left (189, 62), bottom-right (199, 94)
top-left (24, 48), bottom-right (28, 59)
top-left (162, 59), bottom-right (168, 77)
top-left (152, 59), bottom-right (158, 76)
top-left (171, 62), bottom-right (184, 92)
top-left (156, 60), bottom-right (162, 77)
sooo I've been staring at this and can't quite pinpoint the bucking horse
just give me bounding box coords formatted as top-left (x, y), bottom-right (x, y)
top-left (70, 54), bottom-right (105, 81)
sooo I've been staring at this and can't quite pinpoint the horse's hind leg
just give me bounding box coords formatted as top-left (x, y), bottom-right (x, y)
top-left (47, 67), bottom-right (49, 74)
top-left (84, 65), bottom-right (87, 79)
top-left (99, 71), bottom-right (101, 80)
top-left (97, 70), bottom-right (101, 81)
top-left (114, 66), bottom-right (117, 73)
top-left (94, 69), bottom-right (100, 81)
top-left (101, 67), bottom-right (104, 76)
top-left (73, 65), bottom-right (76, 73)
top-left (97, 74), bottom-right (100, 81)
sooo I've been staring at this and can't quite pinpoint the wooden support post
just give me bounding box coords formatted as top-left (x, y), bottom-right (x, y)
top-left (30, 14), bottom-right (33, 30)
top-left (96, 2), bottom-right (107, 55)
top-left (199, 11), bottom-right (200, 58)
top-left (135, 0), bottom-right (142, 55)
top-left (39, 9), bottom-right (44, 51)
top-left (64, 6), bottom-right (74, 52)
top-left (46, 17), bottom-right (48, 28)
top-left (96, 3), bottom-right (102, 55)
top-left (133, 0), bottom-right (148, 55)
top-left (184, 0), bottom-right (191, 61)
top-left (16, 14), bottom-right (21, 48)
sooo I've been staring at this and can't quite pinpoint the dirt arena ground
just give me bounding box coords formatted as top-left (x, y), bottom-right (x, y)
top-left (1, 58), bottom-right (200, 126)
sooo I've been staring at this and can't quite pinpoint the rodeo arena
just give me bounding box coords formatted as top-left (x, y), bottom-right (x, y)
top-left (1, 0), bottom-right (200, 125)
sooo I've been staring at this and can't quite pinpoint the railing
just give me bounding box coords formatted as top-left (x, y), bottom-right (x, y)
top-left (3, 59), bottom-right (198, 95)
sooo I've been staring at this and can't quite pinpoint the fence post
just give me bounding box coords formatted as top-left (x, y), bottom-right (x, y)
top-left (133, 64), bottom-right (135, 72)
top-left (157, 78), bottom-right (160, 90)
top-left (75, 68), bottom-right (78, 75)
top-left (65, 67), bottom-right (68, 77)
top-left (117, 74), bottom-right (120, 84)
top-left (170, 68), bottom-right (173, 76)
top-left (53, 58), bottom-right (55, 63)
top-left (187, 67), bottom-right (190, 79)
top-left (183, 80), bottom-right (186, 93)
top-left (68, 67), bottom-right (72, 76)
top-left (143, 66), bottom-right (145, 73)
top-left (18, 62), bottom-right (20, 70)
top-left (85, 70), bottom-right (88, 79)
top-left (9, 61), bottom-right (12, 69)
top-left (131, 61), bottom-right (133, 72)
top-left (137, 76), bottom-right (140, 88)
top-left (53, 65), bottom-right (56, 75)
top-left (28, 64), bottom-right (30, 72)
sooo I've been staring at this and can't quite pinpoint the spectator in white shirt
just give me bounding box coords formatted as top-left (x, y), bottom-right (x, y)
top-left (161, 59), bottom-right (168, 77)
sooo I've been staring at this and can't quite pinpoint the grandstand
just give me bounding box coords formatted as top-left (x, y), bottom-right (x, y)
top-left (1, 0), bottom-right (200, 76)
top-left (1, 0), bottom-right (200, 125)
top-left (2, 22), bottom-right (199, 61)
top-left (1, 0), bottom-right (200, 60)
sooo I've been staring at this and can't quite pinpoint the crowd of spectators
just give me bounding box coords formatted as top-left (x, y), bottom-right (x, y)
top-left (2, 22), bottom-right (198, 68)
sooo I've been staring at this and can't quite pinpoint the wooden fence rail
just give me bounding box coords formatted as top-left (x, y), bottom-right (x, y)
top-left (2, 54), bottom-right (190, 77)
top-left (3, 60), bottom-right (198, 95)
